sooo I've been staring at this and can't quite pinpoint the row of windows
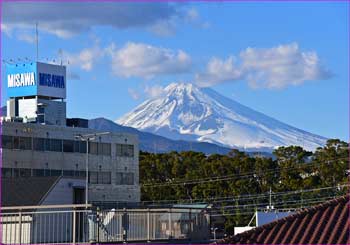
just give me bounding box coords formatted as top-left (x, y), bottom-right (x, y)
top-left (2, 167), bottom-right (86, 178)
top-left (1, 135), bottom-right (135, 157)
top-left (1, 167), bottom-right (135, 185)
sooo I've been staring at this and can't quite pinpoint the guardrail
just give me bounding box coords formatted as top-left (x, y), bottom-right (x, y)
top-left (0, 204), bottom-right (210, 244)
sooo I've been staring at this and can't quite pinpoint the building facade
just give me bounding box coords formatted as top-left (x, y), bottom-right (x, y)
top-left (2, 61), bottom-right (140, 205)
top-left (1, 121), bottom-right (140, 204)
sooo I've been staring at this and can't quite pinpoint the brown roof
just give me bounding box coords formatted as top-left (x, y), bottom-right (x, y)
top-left (220, 195), bottom-right (350, 244)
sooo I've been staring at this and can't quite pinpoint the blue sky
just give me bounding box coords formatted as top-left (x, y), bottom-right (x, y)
top-left (1, 1), bottom-right (348, 140)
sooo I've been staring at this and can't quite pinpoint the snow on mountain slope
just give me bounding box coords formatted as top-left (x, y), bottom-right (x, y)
top-left (117, 83), bottom-right (327, 151)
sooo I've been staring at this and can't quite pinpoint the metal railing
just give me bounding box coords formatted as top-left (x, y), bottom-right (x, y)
top-left (0, 204), bottom-right (210, 244)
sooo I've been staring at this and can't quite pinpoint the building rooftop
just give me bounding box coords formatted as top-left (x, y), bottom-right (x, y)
top-left (220, 195), bottom-right (349, 244)
top-left (1, 176), bottom-right (61, 206)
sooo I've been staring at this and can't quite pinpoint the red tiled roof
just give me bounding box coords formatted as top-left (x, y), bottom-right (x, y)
top-left (220, 195), bottom-right (350, 244)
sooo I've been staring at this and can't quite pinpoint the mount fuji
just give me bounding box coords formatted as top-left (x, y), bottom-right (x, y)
top-left (117, 83), bottom-right (327, 152)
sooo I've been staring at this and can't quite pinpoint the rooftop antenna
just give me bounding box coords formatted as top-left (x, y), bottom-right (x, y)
top-left (58, 48), bottom-right (63, 65)
top-left (35, 22), bottom-right (39, 61)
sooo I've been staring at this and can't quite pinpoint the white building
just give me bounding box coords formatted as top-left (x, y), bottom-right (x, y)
top-left (1, 61), bottom-right (140, 205)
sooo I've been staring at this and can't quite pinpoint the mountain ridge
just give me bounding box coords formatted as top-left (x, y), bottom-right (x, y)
top-left (117, 82), bottom-right (327, 151)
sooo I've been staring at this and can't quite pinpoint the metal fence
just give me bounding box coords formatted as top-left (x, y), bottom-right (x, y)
top-left (0, 204), bottom-right (210, 244)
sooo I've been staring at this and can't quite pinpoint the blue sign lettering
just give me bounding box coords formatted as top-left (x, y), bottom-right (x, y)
top-left (39, 73), bottom-right (65, 89)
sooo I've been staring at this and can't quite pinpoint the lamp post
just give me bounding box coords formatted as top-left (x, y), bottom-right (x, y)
top-left (75, 132), bottom-right (110, 206)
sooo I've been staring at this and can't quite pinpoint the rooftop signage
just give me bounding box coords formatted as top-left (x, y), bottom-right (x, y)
top-left (6, 62), bottom-right (66, 99)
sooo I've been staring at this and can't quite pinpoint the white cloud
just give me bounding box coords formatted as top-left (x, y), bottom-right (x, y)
top-left (128, 88), bottom-right (141, 100)
top-left (186, 8), bottom-right (199, 22)
top-left (64, 45), bottom-right (105, 71)
top-left (2, 2), bottom-right (200, 38)
top-left (195, 43), bottom-right (332, 89)
top-left (195, 56), bottom-right (242, 87)
top-left (16, 30), bottom-right (37, 44)
top-left (144, 85), bottom-right (166, 98)
top-left (109, 42), bottom-right (192, 79)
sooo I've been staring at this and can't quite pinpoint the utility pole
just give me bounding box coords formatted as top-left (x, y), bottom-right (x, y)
top-left (75, 132), bottom-right (110, 206)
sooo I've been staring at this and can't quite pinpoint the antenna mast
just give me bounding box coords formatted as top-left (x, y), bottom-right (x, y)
top-left (36, 22), bottom-right (39, 61)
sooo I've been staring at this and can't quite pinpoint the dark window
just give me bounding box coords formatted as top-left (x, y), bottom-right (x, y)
top-left (13, 168), bottom-right (20, 177)
top-left (89, 172), bottom-right (98, 184)
top-left (116, 172), bottom-right (123, 185)
top-left (2, 168), bottom-right (12, 178)
top-left (37, 114), bottom-right (45, 123)
top-left (2, 135), bottom-right (13, 149)
top-left (116, 172), bottom-right (134, 185)
top-left (49, 139), bottom-right (62, 152)
top-left (73, 141), bottom-right (80, 153)
top-left (101, 143), bottom-right (111, 156)
top-left (63, 170), bottom-right (75, 177)
top-left (99, 172), bottom-right (111, 184)
top-left (13, 137), bottom-right (20, 149)
top-left (89, 142), bottom-right (98, 155)
top-left (78, 171), bottom-right (86, 177)
top-left (126, 173), bottom-right (134, 185)
top-left (63, 140), bottom-right (74, 152)
top-left (116, 144), bottom-right (134, 157)
top-left (33, 138), bottom-right (46, 151)
top-left (44, 169), bottom-right (50, 176)
top-left (33, 169), bottom-right (45, 177)
top-left (116, 144), bottom-right (122, 157)
top-left (19, 168), bottom-right (32, 177)
top-left (79, 141), bottom-right (87, 153)
top-left (19, 137), bottom-right (32, 150)
top-left (50, 169), bottom-right (62, 176)
top-left (127, 145), bottom-right (134, 157)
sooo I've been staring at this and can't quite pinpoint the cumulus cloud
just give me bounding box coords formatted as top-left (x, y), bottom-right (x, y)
top-left (63, 45), bottom-right (105, 71)
top-left (195, 56), bottom-right (242, 87)
top-left (195, 43), bottom-right (332, 89)
top-left (16, 31), bottom-right (37, 44)
top-left (109, 42), bottom-right (192, 79)
top-left (144, 84), bottom-right (166, 98)
top-left (128, 88), bottom-right (141, 100)
top-left (1, 2), bottom-right (195, 38)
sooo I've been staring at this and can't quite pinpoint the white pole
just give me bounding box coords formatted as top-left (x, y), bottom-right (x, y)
top-left (86, 139), bottom-right (89, 206)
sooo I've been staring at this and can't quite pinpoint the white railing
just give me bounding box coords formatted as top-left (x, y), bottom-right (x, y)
top-left (0, 205), bottom-right (210, 244)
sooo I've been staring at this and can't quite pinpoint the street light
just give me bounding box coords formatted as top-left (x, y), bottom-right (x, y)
top-left (75, 132), bottom-right (110, 206)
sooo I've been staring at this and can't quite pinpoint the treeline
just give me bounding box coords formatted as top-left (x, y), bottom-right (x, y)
top-left (139, 139), bottom-right (349, 231)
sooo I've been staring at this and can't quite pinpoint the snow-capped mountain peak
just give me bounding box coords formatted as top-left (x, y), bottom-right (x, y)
top-left (117, 83), bottom-right (327, 151)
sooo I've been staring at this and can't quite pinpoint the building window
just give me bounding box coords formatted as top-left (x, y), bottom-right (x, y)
top-left (1, 168), bottom-right (12, 178)
top-left (89, 172), bottom-right (98, 184)
top-left (50, 169), bottom-right (62, 176)
top-left (33, 169), bottom-right (45, 177)
top-left (89, 142), bottom-right (98, 155)
top-left (89, 171), bottom-right (111, 184)
top-left (49, 139), bottom-right (62, 152)
top-left (116, 144), bottom-right (134, 157)
top-left (19, 168), bottom-right (32, 177)
top-left (1, 135), bottom-right (13, 149)
top-left (63, 140), bottom-right (74, 152)
top-left (79, 141), bottom-right (87, 153)
top-left (63, 170), bottom-right (75, 177)
top-left (33, 138), bottom-right (46, 151)
top-left (100, 143), bottom-right (111, 156)
top-left (13, 136), bottom-right (20, 149)
top-left (116, 172), bottom-right (134, 185)
top-left (19, 137), bottom-right (32, 150)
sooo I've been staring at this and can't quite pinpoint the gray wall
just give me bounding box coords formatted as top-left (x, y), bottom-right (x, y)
top-left (1, 121), bottom-right (140, 203)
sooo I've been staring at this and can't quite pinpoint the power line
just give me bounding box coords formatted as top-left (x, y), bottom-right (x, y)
top-left (142, 184), bottom-right (348, 205)
top-left (141, 157), bottom-right (348, 187)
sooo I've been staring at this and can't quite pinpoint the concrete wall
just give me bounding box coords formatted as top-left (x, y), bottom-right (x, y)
top-left (1, 121), bottom-right (140, 204)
